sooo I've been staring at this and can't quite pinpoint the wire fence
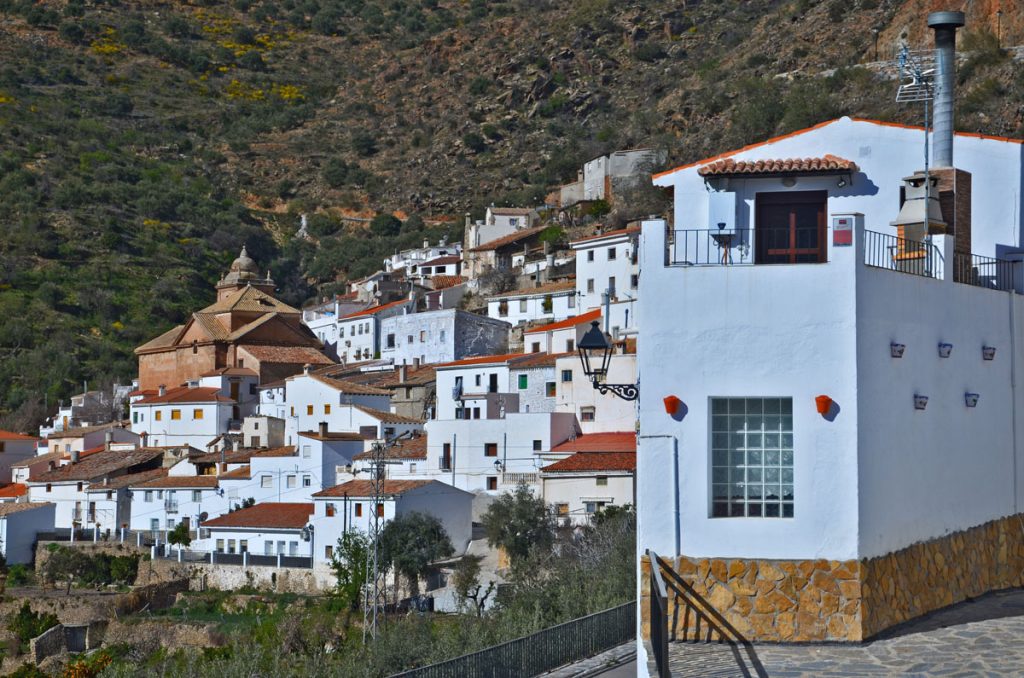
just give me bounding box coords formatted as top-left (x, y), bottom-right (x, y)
top-left (390, 601), bottom-right (635, 678)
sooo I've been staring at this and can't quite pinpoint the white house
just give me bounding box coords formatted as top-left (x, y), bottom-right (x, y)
top-left (486, 280), bottom-right (578, 326)
top-left (385, 239), bottom-right (462, 276)
top-left (541, 432), bottom-right (636, 526)
top-left (198, 502), bottom-right (314, 558)
top-left (465, 207), bottom-right (541, 251)
top-left (335, 298), bottom-right (415, 363)
top-left (310, 479), bottom-right (474, 563)
top-left (380, 309), bottom-right (511, 367)
top-left (43, 423), bottom-right (138, 456)
top-left (554, 353), bottom-right (637, 433)
top-left (638, 113), bottom-right (1024, 644)
top-left (350, 433), bottom-right (427, 478)
top-left (0, 430), bottom-right (40, 485)
top-left (130, 384), bottom-right (240, 449)
top-left (571, 228), bottom-right (639, 334)
top-left (553, 148), bottom-right (665, 207)
top-left (129, 473), bottom-right (223, 536)
top-left (522, 309), bottom-right (600, 354)
top-left (0, 503), bottom-right (55, 564)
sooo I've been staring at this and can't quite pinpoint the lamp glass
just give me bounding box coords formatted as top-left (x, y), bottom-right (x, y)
top-left (578, 321), bottom-right (612, 382)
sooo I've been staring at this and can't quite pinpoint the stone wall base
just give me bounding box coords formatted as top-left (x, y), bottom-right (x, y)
top-left (641, 514), bottom-right (1024, 643)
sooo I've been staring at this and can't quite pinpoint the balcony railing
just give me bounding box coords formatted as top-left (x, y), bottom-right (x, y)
top-left (952, 252), bottom-right (1016, 292)
top-left (863, 230), bottom-right (942, 279)
top-left (164, 500), bottom-right (179, 514)
top-left (668, 229), bottom-right (753, 266)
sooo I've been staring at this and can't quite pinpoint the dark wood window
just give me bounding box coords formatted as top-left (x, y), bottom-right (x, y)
top-left (484, 443), bottom-right (498, 457)
top-left (442, 443), bottom-right (451, 470)
top-left (754, 190), bottom-right (827, 264)
top-left (487, 477), bottom-right (498, 491)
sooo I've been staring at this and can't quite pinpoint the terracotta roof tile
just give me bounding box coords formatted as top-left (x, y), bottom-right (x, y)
top-left (201, 367), bottom-right (259, 378)
top-left (353, 434), bottom-right (426, 460)
top-left (489, 207), bottom-right (537, 216)
top-left (135, 324), bottom-right (185, 353)
top-left (0, 430), bottom-right (40, 441)
top-left (570, 226), bottom-right (641, 246)
top-left (340, 298), bottom-right (412, 320)
top-left (0, 483), bottom-right (28, 498)
top-left (524, 309), bottom-right (601, 334)
top-left (135, 386), bottom-right (234, 405)
top-left (134, 474), bottom-right (219, 489)
top-left (543, 451), bottom-right (636, 473)
top-left (436, 352), bottom-right (531, 368)
top-left (697, 154), bottom-right (856, 177)
top-left (200, 286), bottom-right (299, 315)
top-left (468, 224), bottom-right (549, 252)
top-left (239, 345), bottom-right (334, 365)
top-left (298, 430), bottom-right (366, 442)
top-left (218, 465), bottom-right (251, 480)
top-left (509, 352), bottom-right (573, 368)
top-left (422, 255), bottom-right (461, 267)
top-left (202, 502), bottom-right (312, 529)
top-left (28, 448), bottom-right (165, 484)
top-left (352, 405), bottom-right (424, 425)
top-left (551, 432), bottom-right (637, 454)
top-left (46, 423), bottom-right (131, 440)
top-left (0, 502), bottom-right (52, 517)
top-left (87, 468), bottom-right (168, 491)
top-left (306, 373), bottom-right (392, 396)
top-left (429, 275), bottom-right (467, 291)
top-left (313, 479), bottom-right (433, 498)
top-left (487, 279), bottom-right (577, 299)
top-left (12, 451), bottom-right (64, 469)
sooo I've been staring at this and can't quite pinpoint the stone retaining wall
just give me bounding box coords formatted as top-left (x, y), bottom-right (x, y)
top-left (642, 514), bottom-right (1024, 643)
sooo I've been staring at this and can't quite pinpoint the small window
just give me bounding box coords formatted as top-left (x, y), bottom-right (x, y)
top-left (326, 503), bottom-right (336, 517)
top-left (144, 490), bottom-right (153, 502)
top-left (566, 339), bottom-right (574, 352)
top-left (440, 330), bottom-right (447, 342)
top-left (261, 475), bottom-right (272, 489)
top-left (410, 463), bottom-right (417, 474)
top-left (561, 370), bottom-right (573, 383)
top-left (216, 539), bottom-right (225, 552)
top-left (518, 374), bottom-right (528, 390)
top-left (587, 251), bottom-right (595, 262)
top-left (581, 406), bottom-right (596, 422)
top-left (306, 405), bottom-right (314, 415)
top-left (386, 333), bottom-right (396, 348)
top-left (498, 301), bottom-right (509, 317)
top-left (420, 330), bottom-right (426, 342)
top-left (556, 503), bottom-right (569, 515)
top-left (568, 295), bottom-right (576, 308)
top-left (531, 342), bottom-right (541, 353)
top-left (355, 503), bottom-right (363, 517)
top-left (106, 491), bottom-right (113, 500)
top-left (545, 382), bottom-right (556, 397)
top-left (132, 412), bottom-right (139, 424)
top-left (475, 374), bottom-right (482, 387)
top-left (607, 247), bottom-right (617, 260)
top-left (324, 404), bottom-right (331, 415)
top-left (77, 482), bottom-right (83, 492)
top-left (171, 409), bottom-right (181, 420)
top-left (286, 475), bottom-right (297, 489)
top-left (303, 475), bottom-right (311, 487)
top-left (192, 490), bottom-right (202, 502)
top-left (484, 443), bottom-right (498, 457)
top-left (596, 476), bottom-right (608, 486)
top-left (407, 335), bottom-right (414, 344)
top-left (239, 540), bottom-right (248, 553)
top-left (168, 518), bottom-right (177, 530)
top-left (290, 406), bottom-right (295, 416)
top-left (376, 503), bottom-right (385, 517)
top-left (519, 299), bottom-right (527, 313)
top-left (193, 409), bottom-right (204, 420)
top-left (325, 545), bottom-right (334, 560)
top-left (227, 538), bottom-right (235, 554)
top-left (487, 477), bottom-right (498, 491)
top-left (631, 274), bottom-right (639, 289)
top-left (473, 407), bottom-right (481, 419)
top-left (587, 279), bottom-right (595, 293)
top-left (608, 277), bottom-right (616, 294)
top-left (533, 440), bottom-right (542, 451)
top-left (192, 340), bottom-right (198, 354)
top-left (155, 411), bottom-right (163, 421)
top-left (302, 445), bottom-right (311, 459)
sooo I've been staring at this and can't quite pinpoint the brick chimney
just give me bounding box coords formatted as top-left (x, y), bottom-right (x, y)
top-left (70, 448), bottom-right (80, 463)
top-left (399, 364), bottom-right (408, 384)
top-left (105, 430), bottom-right (113, 451)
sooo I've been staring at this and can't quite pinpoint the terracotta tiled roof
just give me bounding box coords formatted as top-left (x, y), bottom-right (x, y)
top-left (340, 298), bottom-right (412, 320)
top-left (353, 405), bottom-right (424, 425)
top-left (422, 255), bottom-right (461, 267)
top-left (487, 279), bottom-right (577, 299)
top-left (201, 367), bottom-right (259, 378)
top-left (134, 474), bottom-right (219, 489)
top-left (551, 432), bottom-right (637, 454)
top-left (251, 446), bottom-right (299, 458)
top-left (190, 313), bottom-right (230, 341)
top-left (239, 345), bottom-right (334, 365)
top-left (307, 373), bottom-right (392, 396)
top-left (0, 483), bottom-right (28, 498)
top-left (298, 430), bottom-right (366, 442)
top-left (218, 465), bottom-right (251, 480)
top-left (436, 352), bottom-right (530, 368)
top-left (135, 386), bottom-right (234, 405)
top-left (202, 502), bottom-right (312, 529)
top-left (468, 224), bottom-right (549, 252)
top-left (524, 309), bottom-right (601, 334)
top-left (135, 324), bottom-right (184, 353)
top-left (342, 365), bottom-right (436, 388)
top-left (313, 479), bottom-right (433, 498)
top-left (127, 389), bottom-right (158, 398)
top-left (0, 502), bottom-right (52, 517)
top-left (697, 154), bottom-right (856, 177)
top-left (46, 423), bottom-right (130, 440)
top-left (0, 430), bottom-right (39, 441)
top-left (353, 434), bottom-right (427, 460)
top-left (570, 226), bottom-right (641, 246)
top-left (87, 468), bottom-right (168, 491)
top-left (542, 451), bottom-right (636, 473)
top-left (509, 352), bottom-right (573, 368)
top-left (489, 207), bottom-right (536, 216)
top-left (429, 275), bottom-right (467, 291)
top-left (200, 286), bottom-right (299, 315)
top-left (11, 451), bottom-right (64, 469)
top-left (27, 448), bottom-right (165, 484)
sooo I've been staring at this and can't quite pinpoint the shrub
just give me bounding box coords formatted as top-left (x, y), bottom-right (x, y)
top-left (58, 22), bottom-right (87, 44)
top-left (634, 41), bottom-right (666, 62)
top-left (370, 213), bottom-right (402, 237)
top-left (462, 131), bottom-right (486, 153)
top-left (468, 76), bottom-right (492, 96)
top-left (6, 564), bottom-right (33, 586)
top-left (351, 130), bottom-right (378, 157)
top-left (238, 50), bottom-right (266, 71)
top-left (7, 602), bottom-right (58, 644)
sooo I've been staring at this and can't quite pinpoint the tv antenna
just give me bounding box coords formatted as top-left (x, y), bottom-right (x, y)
top-left (894, 45), bottom-right (936, 233)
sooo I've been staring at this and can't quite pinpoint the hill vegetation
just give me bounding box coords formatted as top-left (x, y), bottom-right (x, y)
top-left (0, 0), bottom-right (1021, 428)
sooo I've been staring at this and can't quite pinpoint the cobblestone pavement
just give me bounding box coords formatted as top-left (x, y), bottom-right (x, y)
top-left (545, 643), bottom-right (636, 677)
top-left (668, 588), bottom-right (1024, 677)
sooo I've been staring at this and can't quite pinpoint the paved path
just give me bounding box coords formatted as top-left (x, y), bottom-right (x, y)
top-left (545, 643), bottom-right (636, 677)
top-left (668, 588), bottom-right (1024, 677)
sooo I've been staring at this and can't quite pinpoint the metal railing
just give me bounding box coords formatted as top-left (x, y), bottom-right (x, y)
top-left (864, 230), bottom-right (942, 279)
top-left (668, 229), bottom-right (753, 266)
top-left (648, 551), bottom-right (670, 678)
top-left (391, 602), bottom-right (635, 678)
top-left (164, 500), bottom-right (179, 514)
top-left (952, 251), bottom-right (1016, 291)
top-left (152, 547), bottom-right (314, 569)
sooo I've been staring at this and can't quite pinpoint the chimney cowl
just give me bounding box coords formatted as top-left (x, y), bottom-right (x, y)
top-left (303, 363), bottom-right (311, 375)
top-left (399, 365), bottom-right (408, 384)
top-left (71, 449), bottom-right (80, 463)
top-left (158, 384), bottom-right (166, 397)
top-left (928, 11), bottom-right (965, 169)
top-left (413, 358), bottom-right (421, 368)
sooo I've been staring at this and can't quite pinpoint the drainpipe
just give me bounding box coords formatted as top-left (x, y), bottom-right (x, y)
top-left (451, 434), bottom-right (457, 486)
top-left (1011, 294), bottom-right (1019, 514)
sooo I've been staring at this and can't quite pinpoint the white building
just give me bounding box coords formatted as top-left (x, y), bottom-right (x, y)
top-left (385, 239), bottom-right (462, 276)
top-left (240, 415), bottom-right (285, 449)
top-left (522, 309), bottom-right (600, 354)
top-left (486, 280), bottom-right (578, 326)
top-left (129, 473), bottom-right (223, 536)
top-left (0, 503), bottom-right (55, 564)
top-left (43, 423), bottom-right (139, 456)
top-left (571, 228), bottom-right (639, 334)
top-left (554, 148), bottom-right (665, 207)
top-left (380, 309), bottom-right (511, 367)
top-left (541, 432), bottom-right (636, 526)
top-left (199, 503), bottom-right (313, 558)
top-left (130, 383), bottom-right (243, 449)
top-left (0, 430), bottom-right (40, 485)
top-left (465, 207), bottom-right (541, 250)
top-left (638, 115), bottom-right (1024, 644)
top-left (335, 298), bottom-right (415, 363)
top-left (310, 479), bottom-right (474, 563)
top-left (554, 353), bottom-right (637, 433)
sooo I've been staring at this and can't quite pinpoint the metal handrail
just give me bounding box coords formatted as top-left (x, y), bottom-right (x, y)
top-left (952, 251), bottom-right (1015, 291)
top-left (864, 230), bottom-right (941, 279)
top-left (648, 550), bottom-right (670, 678)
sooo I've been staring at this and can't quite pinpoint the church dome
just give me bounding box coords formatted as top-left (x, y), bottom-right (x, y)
top-left (230, 246), bottom-right (259, 279)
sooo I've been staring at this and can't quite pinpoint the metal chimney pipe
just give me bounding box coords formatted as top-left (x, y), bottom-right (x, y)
top-left (928, 11), bottom-right (965, 168)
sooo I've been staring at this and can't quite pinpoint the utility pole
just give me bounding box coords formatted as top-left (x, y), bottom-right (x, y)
top-left (362, 432), bottom-right (408, 643)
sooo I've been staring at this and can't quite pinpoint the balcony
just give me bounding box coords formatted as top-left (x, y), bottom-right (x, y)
top-left (165, 500), bottom-right (179, 514)
top-left (668, 227), bottom-right (827, 267)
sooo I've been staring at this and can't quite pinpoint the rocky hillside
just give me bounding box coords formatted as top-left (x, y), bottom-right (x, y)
top-left (0, 0), bottom-right (1021, 428)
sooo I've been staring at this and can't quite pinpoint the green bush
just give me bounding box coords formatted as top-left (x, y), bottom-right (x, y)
top-left (635, 41), bottom-right (666, 62)
top-left (462, 131), bottom-right (486, 153)
top-left (351, 130), bottom-right (378, 157)
top-left (7, 564), bottom-right (34, 586)
top-left (370, 213), bottom-right (402, 237)
top-left (7, 602), bottom-right (58, 644)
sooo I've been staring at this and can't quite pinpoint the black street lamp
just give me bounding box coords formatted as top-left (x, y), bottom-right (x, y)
top-left (577, 321), bottom-right (639, 401)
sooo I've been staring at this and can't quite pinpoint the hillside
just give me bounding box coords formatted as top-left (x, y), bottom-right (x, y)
top-left (0, 0), bottom-right (1021, 428)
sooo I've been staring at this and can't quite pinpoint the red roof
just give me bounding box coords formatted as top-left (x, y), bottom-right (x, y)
top-left (543, 451), bottom-right (636, 473)
top-left (468, 224), bottom-right (549, 252)
top-left (135, 386), bottom-right (233, 405)
top-left (134, 475), bottom-right (219, 489)
top-left (341, 298), bottom-right (411, 320)
top-left (430, 275), bottom-right (467, 290)
top-left (218, 465), bottom-right (251, 480)
top-left (698, 154), bottom-right (856, 177)
top-left (436, 352), bottom-right (530, 368)
top-left (422, 255), bottom-right (461, 267)
top-left (201, 502), bottom-right (312, 529)
top-left (551, 432), bottom-right (637, 454)
top-left (571, 226), bottom-right (641, 246)
top-left (313, 479), bottom-right (433, 498)
top-left (353, 434), bottom-right (426, 460)
top-left (524, 309), bottom-right (601, 334)
top-left (0, 483), bottom-right (28, 498)
top-left (126, 389), bottom-right (158, 398)
top-left (238, 345), bottom-right (334, 365)
top-left (0, 430), bottom-right (39, 441)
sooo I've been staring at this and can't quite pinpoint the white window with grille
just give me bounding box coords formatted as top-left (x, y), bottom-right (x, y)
top-left (710, 397), bottom-right (794, 518)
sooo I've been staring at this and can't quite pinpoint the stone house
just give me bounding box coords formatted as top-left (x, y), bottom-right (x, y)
top-left (380, 308), bottom-right (511, 367)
